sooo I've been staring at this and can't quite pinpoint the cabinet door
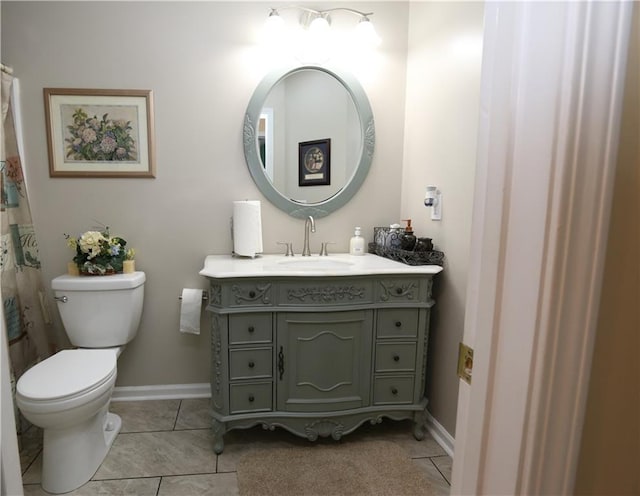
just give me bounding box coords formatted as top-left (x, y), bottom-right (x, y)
top-left (276, 310), bottom-right (373, 412)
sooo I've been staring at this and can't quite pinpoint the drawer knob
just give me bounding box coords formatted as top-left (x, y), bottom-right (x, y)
top-left (248, 326), bottom-right (255, 333)
top-left (395, 321), bottom-right (402, 327)
top-left (249, 290), bottom-right (256, 298)
top-left (396, 287), bottom-right (403, 295)
top-left (393, 354), bottom-right (400, 362)
top-left (248, 394), bottom-right (255, 402)
top-left (248, 361), bottom-right (255, 369)
top-left (391, 387), bottom-right (398, 395)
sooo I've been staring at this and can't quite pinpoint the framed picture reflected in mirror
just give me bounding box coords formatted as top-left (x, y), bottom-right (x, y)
top-left (298, 138), bottom-right (331, 187)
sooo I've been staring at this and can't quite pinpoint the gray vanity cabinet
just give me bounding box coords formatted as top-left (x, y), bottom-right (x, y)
top-left (276, 310), bottom-right (373, 413)
top-left (204, 273), bottom-right (436, 454)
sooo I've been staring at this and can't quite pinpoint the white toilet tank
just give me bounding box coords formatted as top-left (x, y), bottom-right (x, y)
top-left (52, 272), bottom-right (145, 348)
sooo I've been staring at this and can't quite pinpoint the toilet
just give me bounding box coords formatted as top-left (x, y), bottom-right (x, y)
top-left (16, 271), bottom-right (145, 494)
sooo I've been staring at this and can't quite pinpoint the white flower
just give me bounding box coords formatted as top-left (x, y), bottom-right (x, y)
top-left (100, 136), bottom-right (117, 153)
top-left (78, 231), bottom-right (105, 259)
top-left (81, 128), bottom-right (97, 144)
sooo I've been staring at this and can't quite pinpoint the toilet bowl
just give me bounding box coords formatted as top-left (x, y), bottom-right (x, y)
top-left (15, 272), bottom-right (145, 494)
top-left (16, 349), bottom-right (120, 494)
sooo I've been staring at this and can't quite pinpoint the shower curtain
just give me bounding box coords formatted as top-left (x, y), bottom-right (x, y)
top-left (1, 65), bottom-right (53, 398)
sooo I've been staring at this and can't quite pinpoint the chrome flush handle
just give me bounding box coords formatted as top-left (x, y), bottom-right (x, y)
top-left (54, 296), bottom-right (68, 303)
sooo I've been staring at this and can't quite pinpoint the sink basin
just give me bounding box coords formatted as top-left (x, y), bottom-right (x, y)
top-left (272, 257), bottom-right (355, 271)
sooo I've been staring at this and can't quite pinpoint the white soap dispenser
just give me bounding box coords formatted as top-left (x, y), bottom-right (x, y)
top-left (349, 227), bottom-right (365, 256)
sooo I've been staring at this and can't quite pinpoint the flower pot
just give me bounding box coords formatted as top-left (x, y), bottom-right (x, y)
top-left (123, 260), bottom-right (135, 274)
top-left (78, 263), bottom-right (118, 276)
top-left (79, 269), bottom-right (118, 276)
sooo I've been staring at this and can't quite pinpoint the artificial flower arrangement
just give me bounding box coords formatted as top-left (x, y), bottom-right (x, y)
top-left (65, 227), bottom-right (135, 275)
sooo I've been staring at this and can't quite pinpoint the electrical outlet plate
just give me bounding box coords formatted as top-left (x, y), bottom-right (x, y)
top-left (457, 342), bottom-right (473, 384)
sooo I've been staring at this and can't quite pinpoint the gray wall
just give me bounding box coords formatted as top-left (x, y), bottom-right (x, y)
top-left (402, 3), bottom-right (484, 435)
top-left (2, 1), bottom-right (484, 438)
top-left (1, 1), bottom-right (409, 383)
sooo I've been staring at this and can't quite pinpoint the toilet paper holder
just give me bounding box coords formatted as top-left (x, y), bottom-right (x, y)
top-left (178, 293), bottom-right (208, 301)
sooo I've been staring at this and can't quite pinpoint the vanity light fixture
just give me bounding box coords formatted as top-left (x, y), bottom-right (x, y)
top-left (307, 12), bottom-right (331, 33)
top-left (264, 8), bottom-right (286, 32)
top-left (264, 6), bottom-right (381, 47)
top-left (354, 16), bottom-right (381, 47)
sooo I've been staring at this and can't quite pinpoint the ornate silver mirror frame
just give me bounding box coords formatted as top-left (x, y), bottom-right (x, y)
top-left (243, 64), bottom-right (375, 219)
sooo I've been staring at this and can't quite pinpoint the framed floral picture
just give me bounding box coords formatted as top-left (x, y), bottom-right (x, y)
top-left (44, 88), bottom-right (156, 178)
top-left (298, 138), bottom-right (331, 187)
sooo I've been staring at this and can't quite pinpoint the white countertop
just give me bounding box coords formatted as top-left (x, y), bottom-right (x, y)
top-left (199, 253), bottom-right (443, 278)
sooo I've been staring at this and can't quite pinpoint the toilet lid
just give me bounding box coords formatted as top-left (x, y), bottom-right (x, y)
top-left (17, 349), bottom-right (117, 401)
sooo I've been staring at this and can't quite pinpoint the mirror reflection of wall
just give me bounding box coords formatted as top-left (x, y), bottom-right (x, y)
top-left (262, 69), bottom-right (360, 204)
top-left (259, 109), bottom-right (274, 181)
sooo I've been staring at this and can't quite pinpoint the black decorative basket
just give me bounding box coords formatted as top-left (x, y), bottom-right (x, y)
top-left (368, 227), bottom-right (445, 266)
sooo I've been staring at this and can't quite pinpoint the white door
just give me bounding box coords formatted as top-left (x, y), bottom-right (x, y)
top-left (451, 2), bottom-right (633, 494)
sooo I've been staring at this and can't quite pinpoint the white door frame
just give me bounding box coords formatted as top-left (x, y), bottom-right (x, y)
top-left (451, 2), bottom-right (633, 494)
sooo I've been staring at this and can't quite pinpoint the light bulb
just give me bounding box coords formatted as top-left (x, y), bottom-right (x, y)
top-left (308, 15), bottom-right (330, 35)
top-left (262, 10), bottom-right (285, 40)
top-left (300, 14), bottom-right (332, 64)
top-left (355, 17), bottom-right (381, 47)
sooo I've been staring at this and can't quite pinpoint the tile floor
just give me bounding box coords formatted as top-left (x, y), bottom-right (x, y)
top-left (20, 398), bottom-right (452, 495)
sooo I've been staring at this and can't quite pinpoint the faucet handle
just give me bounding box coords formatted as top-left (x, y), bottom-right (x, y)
top-left (319, 242), bottom-right (335, 256)
top-left (277, 242), bottom-right (294, 256)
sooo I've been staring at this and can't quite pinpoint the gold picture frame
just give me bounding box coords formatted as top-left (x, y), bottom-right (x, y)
top-left (44, 88), bottom-right (156, 178)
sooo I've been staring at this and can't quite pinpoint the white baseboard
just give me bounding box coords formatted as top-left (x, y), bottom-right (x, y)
top-left (110, 383), bottom-right (456, 457)
top-left (112, 383), bottom-right (211, 402)
top-left (425, 410), bottom-right (455, 457)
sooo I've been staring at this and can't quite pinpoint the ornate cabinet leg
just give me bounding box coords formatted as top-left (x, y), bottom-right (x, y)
top-left (212, 418), bottom-right (226, 454)
top-left (412, 409), bottom-right (428, 441)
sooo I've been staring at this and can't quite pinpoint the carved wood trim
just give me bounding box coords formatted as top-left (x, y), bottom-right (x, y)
top-left (210, 314), bottom-right (223, 410)
top-left (379, 281), bottom-right (418, 301)
top-left (209, 284), bottom-right (222, 305)
top-left (287, 285), bottom-right (365, 303)
top-left (303, 418), bottom-right (345, 441)
top-left (232, 284), bottom-right (272, 304)
top-left (243, 113), bottom-right (255, 149)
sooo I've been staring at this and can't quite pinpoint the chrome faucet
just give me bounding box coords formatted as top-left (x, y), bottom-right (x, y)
top-left (302, 216), bottom-right (316, 256)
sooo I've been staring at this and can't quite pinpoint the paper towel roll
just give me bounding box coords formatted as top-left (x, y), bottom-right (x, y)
top-left (179, 288), bottom-right (203, 335)
top-left (233, 200), bottom-right (263, 257)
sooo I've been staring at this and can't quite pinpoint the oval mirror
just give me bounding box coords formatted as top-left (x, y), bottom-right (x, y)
top-left (243, 64), bottom-right (375, 219)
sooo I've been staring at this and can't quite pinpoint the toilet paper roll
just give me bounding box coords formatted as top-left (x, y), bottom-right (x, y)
top-left (179, 288), bottom-right (203, 335)
top-left (233, 200), bottom-right (263, 257)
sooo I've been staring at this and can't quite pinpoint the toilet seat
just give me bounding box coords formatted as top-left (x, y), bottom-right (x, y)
top-left (17, 349), bottom-right (117, 402)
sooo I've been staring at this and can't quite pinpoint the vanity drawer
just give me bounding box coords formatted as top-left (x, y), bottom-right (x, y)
top-left (227, 282), bottom-right (274, 308)
top-left (229, 382), bottom-right (272, 413)
top-left (229, 347), bottom-right (272, 380)
top-left (374, 342), bottom-right (417, 373)
top-left (376, 309), bottom-right (419, 339)
top-left (373, 376), bottom-right (414, 405)
top-left (279, 279), bottom-right (373, 306)
top-left (229, 313), bottom-right (272, 344)
top-left (376, 278), bottom-right (423, 303)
